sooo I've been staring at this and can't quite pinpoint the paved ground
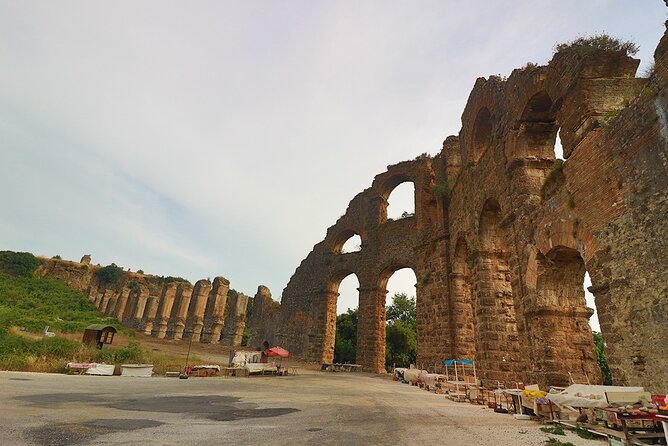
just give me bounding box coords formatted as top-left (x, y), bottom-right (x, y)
top-left (0, 370), bottom-right (605, 446)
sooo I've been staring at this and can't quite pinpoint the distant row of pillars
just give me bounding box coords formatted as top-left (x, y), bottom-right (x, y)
top-left (88, 277), bottom-right (250, 346)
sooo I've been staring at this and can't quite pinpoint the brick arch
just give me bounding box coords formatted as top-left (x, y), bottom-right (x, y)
top-left (376, 174), bottom-right (415, 224)
top-left (376, 260), bottom-right (417, 291)
top-left (508, 90), bottom-right (562, 161)
top-left (351, 262), bottom-right (418, 373)
top-left (469, 107), bottom-right (493, 164)
top-left (460, 77), bottom-right (501, 166)
top-left (535, 217), bottom-right (600, 265)
top-left (318, 270), bottom-right (360, 365)
top-left (328, 269), bottom-right (359, 294)
top-left (328, 228), bottom-right (365, 254)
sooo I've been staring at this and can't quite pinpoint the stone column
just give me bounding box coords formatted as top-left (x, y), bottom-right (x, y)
top-left (142, 295), bottom-right (159, 336)
top-left (131, 287), bottom-right (149, 329)
top-left (312, 291), bottom-right (337, 364)
top-left (472, 250), bottom-right (520, 386)
top-left (449, 271), bottom-right (476, 360)
top-left (185, 279), bottom-right (212, 342)
top-left (356, 286), bottom-right (386, 373)
top-left (248, 285), bottom-right (271, 348)
top-left (114, 287), bottom-right (132, 322)
top-left (94, 292), bottom-right (104, 309)
top-left (222, 292), bottom-right (249, 347)
top-left (85, 286), bottom-right (97, 303)
top-left (170, 283), bottom-right (193, 340)
top-left (104, 292), bottom-right (119, 316)
top-left (99, 289), bottom-right (114, 312)
top-left (202, 276), bottom-right (229, 343)
top-left (153, 283), bottom-right (177, 339)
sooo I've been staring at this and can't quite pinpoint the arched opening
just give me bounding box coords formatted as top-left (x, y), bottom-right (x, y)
top-left (517, 91), bottom-right (560, 160)
top-left (331, 229), bottom-right (363, 254)
top-left (328, 272), bottom-right (359, 364)
top-left (450, 239), bottom-right (476, 360)
top-left (340, 234), bottom-right (362, 254)
top-left (470, 107), bottom-right (493, 164)
top-left (473, 198), bottom-right (521, 385)
top-left (336, 273), bottom-right (360, 315)
top-left (384, 268), bottom-right (417, 370)
top-left (554, 131), bottom-right (564, 160)
top-left (386, 181), bottom-right (415, 221)
top-left (531, 246), bottom-right (602, 386)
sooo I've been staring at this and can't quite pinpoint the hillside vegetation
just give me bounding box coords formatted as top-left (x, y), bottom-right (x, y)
top-left (0, 251), bottom-right (184, 373)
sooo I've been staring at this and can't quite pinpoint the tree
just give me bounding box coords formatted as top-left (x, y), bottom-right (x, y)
top-left (334, 308), bottom-right (358, 363)
top-left (385, 320), bottom-right (417, 368)
top-left (385, 293), bottom-right (417, 369)
top-left (386, 293), bottom-right (416, 328)
top-left (593, 331), bottom-right (612, 385)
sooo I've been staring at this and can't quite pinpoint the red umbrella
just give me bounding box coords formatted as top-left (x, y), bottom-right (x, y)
top-left (264, 346), bottom-right (290, 358)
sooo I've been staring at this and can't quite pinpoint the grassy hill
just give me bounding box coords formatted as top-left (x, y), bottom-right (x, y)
top-left (0, 251), bottom-right (149, 372)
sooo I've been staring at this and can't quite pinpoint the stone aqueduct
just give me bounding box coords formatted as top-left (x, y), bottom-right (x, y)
top-left (33, 24), bottom-right (668, 392)
top-left (262, 25), bottom-right (668, 391)
top-left (35, 258), bottom-right (252, 347)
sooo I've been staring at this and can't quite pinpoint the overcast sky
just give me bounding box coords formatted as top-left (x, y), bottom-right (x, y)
top-left (1, 1), bottom-right (665, 328)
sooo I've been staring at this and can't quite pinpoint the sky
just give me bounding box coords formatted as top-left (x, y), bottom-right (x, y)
top-left (1, 1), bottom-right (665, 330)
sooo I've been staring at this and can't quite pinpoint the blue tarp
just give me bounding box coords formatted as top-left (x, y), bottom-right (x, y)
top-left (443, 359), bottom-right (473, 365)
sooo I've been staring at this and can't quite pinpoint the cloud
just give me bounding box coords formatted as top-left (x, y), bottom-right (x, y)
top-left (0, 0), bottom-right (664, 305)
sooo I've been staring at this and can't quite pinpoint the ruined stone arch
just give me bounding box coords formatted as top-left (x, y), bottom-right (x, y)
top-left (469, 107), bottom-right (493, 164)
top-left (353, 261), bottom-right (418, 373)
top-left (377, 173), bottom-right (415, 223)
top-left (509, 90), bottom-right (562, 161)
top-left (329, 228), bottom-right (364, 254)
top-left (526, 244), bottom-right (601, 387)
top-left (322, 270), bottom-right (360, 364)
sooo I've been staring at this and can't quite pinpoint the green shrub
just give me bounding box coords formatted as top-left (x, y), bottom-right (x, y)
top-left (575, 423), bottom-right (593, 439)
top-left (540, 426), bottom-right (565, 436)
top-left (0, 251), bottom-right (41, 277)
top-left (545, 439), bottom-right (575, 446)
top-left (94, 340), bottom-right (149, 364)
top-left (96, 263), bottom-right (124, 285)
top-left (554, 34), bottom-right (639, 58)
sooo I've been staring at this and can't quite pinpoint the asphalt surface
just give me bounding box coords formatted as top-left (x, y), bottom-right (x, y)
top-left (0, 370), bottom-right (604, 445)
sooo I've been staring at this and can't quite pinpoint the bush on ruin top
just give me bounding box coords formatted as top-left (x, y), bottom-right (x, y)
top-left (554, 34), bottom-right (639, 58)
top-left (96, 263), bottom-right (124, 285)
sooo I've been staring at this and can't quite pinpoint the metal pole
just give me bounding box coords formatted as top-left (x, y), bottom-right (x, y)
top-left (180, 330), bottom-right (194, 379)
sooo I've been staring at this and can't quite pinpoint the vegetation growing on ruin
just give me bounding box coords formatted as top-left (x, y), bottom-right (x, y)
top-left (554, 34), bottom-right (639, 58)
top-left (96, 263), bottom-right (124, 285)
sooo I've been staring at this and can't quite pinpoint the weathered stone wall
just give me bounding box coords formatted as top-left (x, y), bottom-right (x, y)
top-left (34, 256), bottom-right (252, 349)
top-left (248, 285), bottom-right (282, 350)
top-left (273, 24), bottom-right (668, 390)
